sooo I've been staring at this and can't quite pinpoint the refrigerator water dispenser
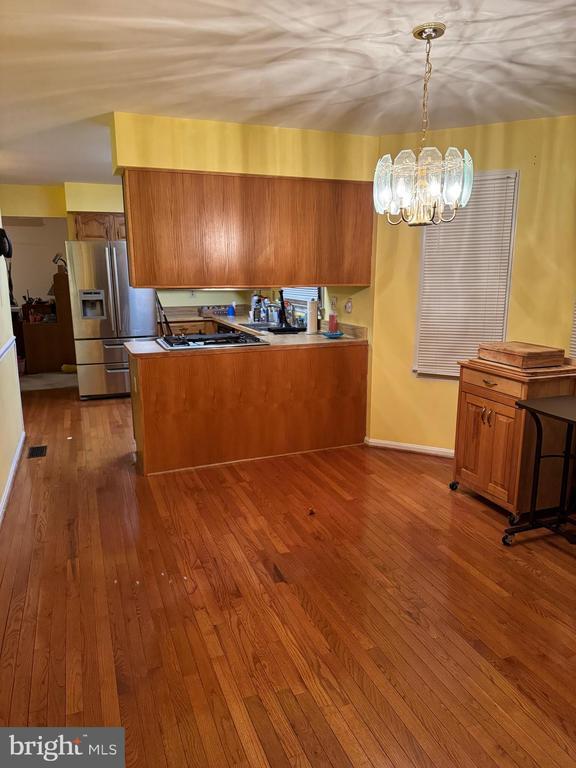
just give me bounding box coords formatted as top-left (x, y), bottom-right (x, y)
top-left (79, 289), bottom-right (107, 319)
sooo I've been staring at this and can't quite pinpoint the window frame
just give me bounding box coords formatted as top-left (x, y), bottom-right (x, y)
top-left (281, 287), bottom-right (323, 307)
top-left (413, 169), bottom-right (520, 379)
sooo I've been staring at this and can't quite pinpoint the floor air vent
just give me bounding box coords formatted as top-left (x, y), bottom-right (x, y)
top-left (27, 445), bottom-right (47, 458)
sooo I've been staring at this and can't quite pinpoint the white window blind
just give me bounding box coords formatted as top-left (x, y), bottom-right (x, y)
top-left (281, 287), bottom-right (321, 303)
top-left (570, 303), bottom-right (576, 357)
top-left (414, 171), bottom-right (518, 377)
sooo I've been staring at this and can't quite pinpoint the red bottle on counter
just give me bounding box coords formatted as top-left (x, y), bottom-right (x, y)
top-left (328, 311), bottom-right (339, 333)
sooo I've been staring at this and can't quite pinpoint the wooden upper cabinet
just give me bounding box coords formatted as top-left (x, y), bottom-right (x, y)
top-left (73, 213), bottom-right (111, 240)
top-left (122, 168), bottom-right (373, 287)
top-left (112, 214), bottom-right (126, 240)
top-left (72, 213), bottom-right (126, 241)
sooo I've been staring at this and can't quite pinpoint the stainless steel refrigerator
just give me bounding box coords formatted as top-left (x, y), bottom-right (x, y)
top-left (66, 240), bottom-right (156, 398)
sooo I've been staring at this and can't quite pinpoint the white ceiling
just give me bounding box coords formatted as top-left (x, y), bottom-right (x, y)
top-left (1, 0), bottom-right (575, 184)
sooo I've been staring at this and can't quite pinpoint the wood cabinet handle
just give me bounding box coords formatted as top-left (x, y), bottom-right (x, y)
top-left (482, 379), bottom-right (497, 388)
top-left (481, 407), bottom-right (487, 424)
top-left (487, 409), bottom-right (493, 426)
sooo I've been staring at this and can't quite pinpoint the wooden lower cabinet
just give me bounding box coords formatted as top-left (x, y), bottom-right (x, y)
top-left (457, 392), bottom-right (486, 489)
top-left (129, 343), bottom-right (368, 474)
top-left (485, 400), bottom-right (518, 502)
top-left (160, 319), bottom-right (219, 336)
top-left (453, 359), bottom-right (576, 514)
top-left (457, 392), bottom-right (518, 505)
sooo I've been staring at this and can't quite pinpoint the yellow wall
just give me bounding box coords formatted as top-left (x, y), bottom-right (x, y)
top-left (112, 112), bottom-right (378, 181)
top-left (64, 182), bottom-right (124, 213)
top-left (369, 115), bottom-right (576, 449)
top-left (0, 207), bottom-right (25, 515)
top-left (0, 182), bottom-right (124, 219)
top-left (112, 112), bottom-right (575, 451)
top-left (157, 289), bottom-right (252, 308)
top-left (0, 184), bottom-right (66, 217)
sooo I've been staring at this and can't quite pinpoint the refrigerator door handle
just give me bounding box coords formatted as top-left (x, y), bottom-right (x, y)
top-left (110, 245), bottom-right (123, 336)
top-left (104, 246), bottom-right (118, 336)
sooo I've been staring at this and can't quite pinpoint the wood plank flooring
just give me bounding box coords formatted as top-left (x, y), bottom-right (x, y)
top-left (1, 387), bottom-right (576, 767)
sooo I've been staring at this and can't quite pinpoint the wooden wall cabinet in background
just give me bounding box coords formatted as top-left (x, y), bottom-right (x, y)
top-left (453, 359), bottom-right (576, 515)
top-left (72, 212), bottom-right (125, 240)
top-left (23, 271), bottom-right (76, 373)
top-left (122, 168), bottom-right (373, 288)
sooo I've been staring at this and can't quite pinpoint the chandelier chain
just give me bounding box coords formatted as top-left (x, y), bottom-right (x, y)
top-left (420, 38), bottom-right (433, 149)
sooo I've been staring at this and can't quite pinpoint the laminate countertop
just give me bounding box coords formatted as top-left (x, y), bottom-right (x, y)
top-left (125, 315), bottom-right (367, 358)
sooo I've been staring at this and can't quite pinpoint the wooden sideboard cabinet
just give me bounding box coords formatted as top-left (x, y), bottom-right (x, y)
top-left (72, 212), bottom-right (125, 240)
top-left (122, 168), bottom-right (373, 288)
top-left (453, 359), bottom-right (576, 515)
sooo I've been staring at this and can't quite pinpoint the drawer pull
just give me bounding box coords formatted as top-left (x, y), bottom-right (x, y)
top-left (482, 379), bottom-right (497, 388)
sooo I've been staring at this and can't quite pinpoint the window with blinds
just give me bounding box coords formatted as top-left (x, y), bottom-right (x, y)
top-left (414, 171), bottom-right (519, 377)
top-left (570, 303), bottom-right (576, 358)
top-left (281, 287), bottom-right (321, 304)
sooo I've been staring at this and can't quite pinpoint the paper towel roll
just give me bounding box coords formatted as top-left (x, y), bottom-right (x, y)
top-left (306, 300), bottom-right (318, 334)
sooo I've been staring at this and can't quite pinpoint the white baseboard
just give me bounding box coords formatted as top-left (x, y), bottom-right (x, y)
top-left (364, 437), bottom-right (454, 459)
top-left (0, 430), bottom-right (26, 523)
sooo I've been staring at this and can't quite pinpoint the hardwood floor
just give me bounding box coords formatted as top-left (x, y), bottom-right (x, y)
top-left (1, 388), bottom-right (576, 768)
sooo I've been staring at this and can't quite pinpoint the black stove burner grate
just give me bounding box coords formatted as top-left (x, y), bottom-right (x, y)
top-left (162, 331), bottom-right (266, 348)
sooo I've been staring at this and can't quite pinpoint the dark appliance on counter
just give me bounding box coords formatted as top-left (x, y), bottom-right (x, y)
top-left (267, 288), bottom-right (305, 334)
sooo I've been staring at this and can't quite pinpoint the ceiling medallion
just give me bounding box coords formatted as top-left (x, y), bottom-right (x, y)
top-left (373, 22), bottom-right (473, 226)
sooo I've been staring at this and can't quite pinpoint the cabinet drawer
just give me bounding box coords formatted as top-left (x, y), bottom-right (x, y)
top-left (462, 368), bottom-right (523, 399)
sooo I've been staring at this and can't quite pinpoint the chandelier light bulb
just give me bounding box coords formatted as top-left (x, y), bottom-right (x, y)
top-left (373, 23), bottom-right (473, 226)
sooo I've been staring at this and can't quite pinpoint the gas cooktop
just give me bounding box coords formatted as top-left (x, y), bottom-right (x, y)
top-left (156, 331), bottom-right (269, 350)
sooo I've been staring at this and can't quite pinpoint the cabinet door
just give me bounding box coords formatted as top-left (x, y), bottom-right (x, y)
top-left (112, 215), bottom-right (126, 240)
top-left (456, 392), bottom-right (489, 488)
top-left (484, 400), bottom-right (518, 503)
top-left (123, 169), bottom-right (373, 288)
top-left (74, 213), bottom-right (112, 240)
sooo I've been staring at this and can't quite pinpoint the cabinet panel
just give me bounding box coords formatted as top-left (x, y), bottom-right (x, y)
top-left (112, 215), bottom-right (126, 240)
top-left (484, 401), bottom-right (518, 502)
top-left (123, 169), bottom-right (373, 288)
top-left (74, 213), bottom-right (111, 240)
top-left (131, 344), bottom-right (368, 473)
top-left (456, 392), bottom-right (486, 488)
top-left (167, 320), bottom-right (219, 335)
top-left (462, 367), bottom-right (523, 399)
top-left (73, 213), bottom-right (125, 241)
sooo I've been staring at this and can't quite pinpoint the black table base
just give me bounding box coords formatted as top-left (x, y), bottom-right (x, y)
top-left (503, 401), bottom-right (576, 546)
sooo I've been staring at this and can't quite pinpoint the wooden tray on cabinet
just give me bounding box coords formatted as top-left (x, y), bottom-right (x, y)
top-left (478, 341), bottom-right (565, 370)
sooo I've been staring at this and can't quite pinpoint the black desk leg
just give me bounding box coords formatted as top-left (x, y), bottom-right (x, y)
top-left (503, 412), bottom-right (576, 546)
top-left (558, 422), bottom-right (574, 525)
top-left (528, 412), bottom-right (543, 527)
top-left (502, 412), bottom-right (544, 545)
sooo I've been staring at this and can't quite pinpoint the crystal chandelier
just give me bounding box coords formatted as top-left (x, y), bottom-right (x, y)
top-left (373, 22), bottom-right (473, 226)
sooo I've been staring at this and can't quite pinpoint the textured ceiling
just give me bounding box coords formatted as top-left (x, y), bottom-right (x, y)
top-left (1, 0), bottom-right (575, 184)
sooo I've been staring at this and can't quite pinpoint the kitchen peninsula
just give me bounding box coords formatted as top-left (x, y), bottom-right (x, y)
top-left (127, 317), bottom-right (368, 474)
